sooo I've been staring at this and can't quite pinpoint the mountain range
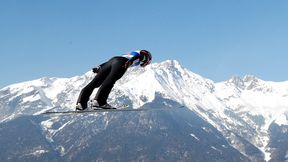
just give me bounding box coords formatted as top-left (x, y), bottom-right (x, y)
top-left (0, 60), bottom-right (287, 162)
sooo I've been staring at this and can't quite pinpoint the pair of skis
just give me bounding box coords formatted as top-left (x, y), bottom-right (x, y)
top-left (43, 105), bottom-right (184, 115)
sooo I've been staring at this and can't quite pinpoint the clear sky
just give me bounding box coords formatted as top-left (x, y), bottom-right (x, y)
top-left (1, 0), bottom-right (288, 88)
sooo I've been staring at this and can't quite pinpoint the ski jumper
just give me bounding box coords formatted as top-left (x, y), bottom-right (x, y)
top-left (77, 51), bottom-right (145, 108)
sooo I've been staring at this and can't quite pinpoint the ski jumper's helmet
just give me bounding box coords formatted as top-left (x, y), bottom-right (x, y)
top-left (140, 50), bottom-right (152, 66)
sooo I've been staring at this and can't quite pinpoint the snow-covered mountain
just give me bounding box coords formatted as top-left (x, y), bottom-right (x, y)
top-left (0, 60), bottom-right (287, 162)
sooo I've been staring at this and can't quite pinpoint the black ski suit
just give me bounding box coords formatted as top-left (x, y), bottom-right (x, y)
top-left (77, 56), bottom-right (128, 108)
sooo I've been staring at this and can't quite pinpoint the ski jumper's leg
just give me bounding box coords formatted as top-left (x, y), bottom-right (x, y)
top-left (76, 61), bottom-right (111, 107)
top-left (94, 57), bottom-right (127, 106)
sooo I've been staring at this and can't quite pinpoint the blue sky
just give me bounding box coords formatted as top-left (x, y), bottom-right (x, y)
top-left (1, 0), bottom-right (288, 88)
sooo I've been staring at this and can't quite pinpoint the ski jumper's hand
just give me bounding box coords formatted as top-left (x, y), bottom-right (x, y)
top-left (92, 65), bottom-right (101, 73)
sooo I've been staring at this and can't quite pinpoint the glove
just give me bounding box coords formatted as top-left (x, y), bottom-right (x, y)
top-left (92, 66), bottom-right (101, 73)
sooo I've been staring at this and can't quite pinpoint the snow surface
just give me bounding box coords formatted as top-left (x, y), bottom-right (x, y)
top-left (274, 113), bottom-right (288, 126)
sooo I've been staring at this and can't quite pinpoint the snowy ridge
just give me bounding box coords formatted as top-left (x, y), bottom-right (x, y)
top-left (0, 60), bottom-right (287, 161)
top-left (215, 75), bottom-right (288, 129)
